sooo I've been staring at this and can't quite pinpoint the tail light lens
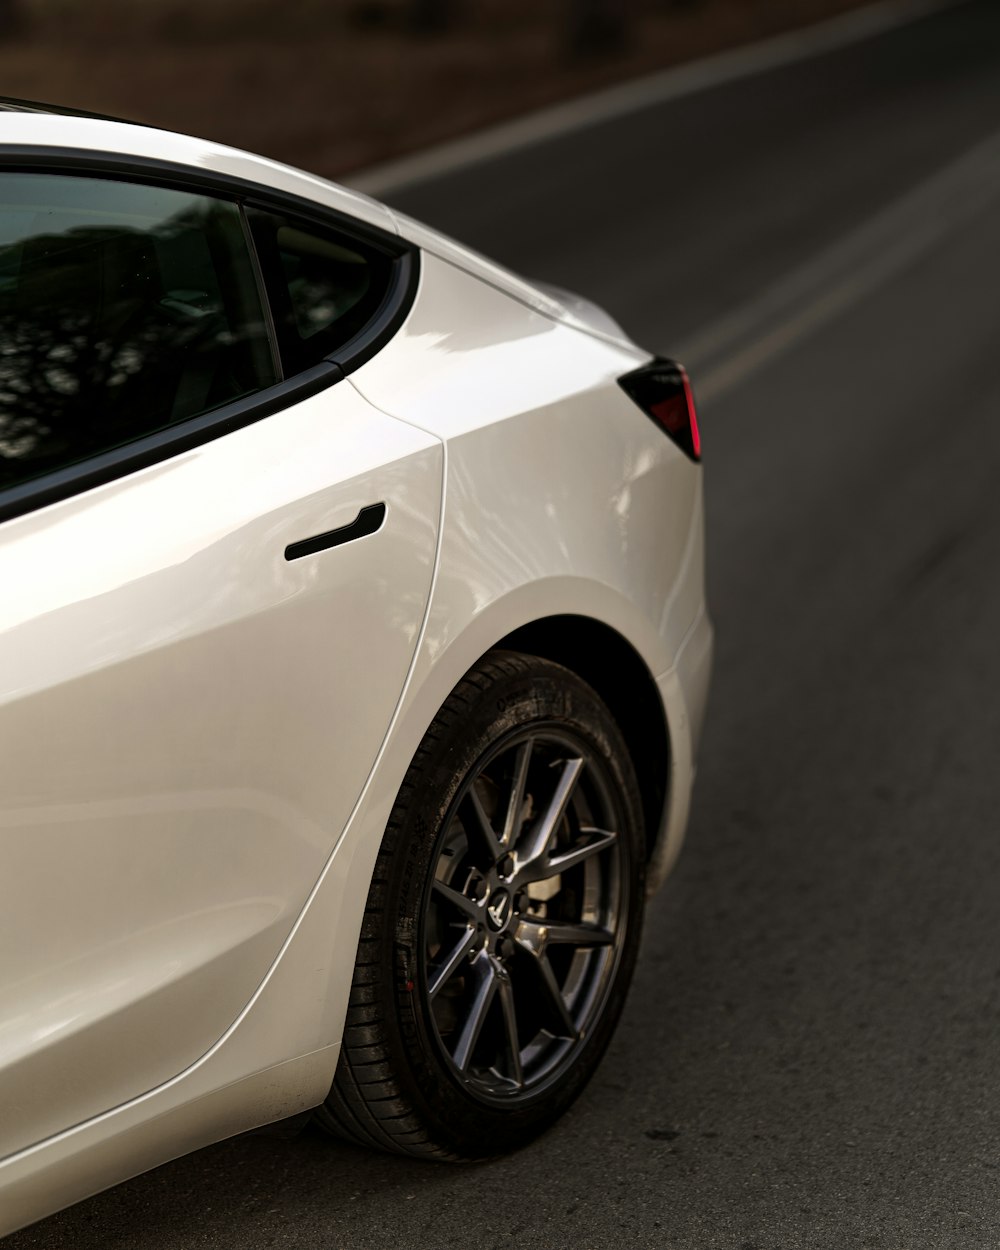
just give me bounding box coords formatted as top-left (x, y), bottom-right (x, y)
top-left (618, 358), bottom-right (701, 462)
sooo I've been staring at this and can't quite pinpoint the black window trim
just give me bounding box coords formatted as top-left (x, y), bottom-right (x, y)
top-left (0, 145), bottom-right (420, 525)
top-left (237, 201), bottom-right (284, 383)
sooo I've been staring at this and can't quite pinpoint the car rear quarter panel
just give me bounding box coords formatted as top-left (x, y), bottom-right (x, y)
top-left (349, 250), bottom-right (708, 683)
top-left (349, 247), bottom-right (711, 881)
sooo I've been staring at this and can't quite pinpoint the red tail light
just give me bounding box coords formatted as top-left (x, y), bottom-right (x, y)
top-left (618, 358), bottom-right (701, 462)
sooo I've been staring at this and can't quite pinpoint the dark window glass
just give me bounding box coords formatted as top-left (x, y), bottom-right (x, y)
top-left (0, 173), bottom-right (278, 491)
top-left (247, 208), bottom-right (393, 374)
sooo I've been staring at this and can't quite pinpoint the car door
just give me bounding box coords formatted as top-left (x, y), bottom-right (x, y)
top-left (0, 167), bottom-right (440, 1158)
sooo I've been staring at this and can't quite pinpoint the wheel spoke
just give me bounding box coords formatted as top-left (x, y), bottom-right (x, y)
top-left (496, 971), bottom-right (524, 1086)
top-left (532, 951), bottom-right (579, 1041)
top-left (519, 917), bottom-right (613, 947)
top-left (500, 740), bottom-right (533, 849)
top-left (459, 787), bottom-right (502, 865)
top-left (427, 926), bottom-right (477, 1000)
top-left (451, 953), bottom-right (499, 1072)
top-left (544, 827), bottom-right (618, 876)
top-left (516, 757), bottom-right (584, 868)
top-left (432, 878), bottom-right (481, 921)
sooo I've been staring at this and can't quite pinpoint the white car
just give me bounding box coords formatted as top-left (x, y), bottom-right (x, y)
top-left (0, 99), bottom-right (712, 1235)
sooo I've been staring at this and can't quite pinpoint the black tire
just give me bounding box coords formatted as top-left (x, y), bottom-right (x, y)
top-left (316, 649), bottom-right (645, 1159)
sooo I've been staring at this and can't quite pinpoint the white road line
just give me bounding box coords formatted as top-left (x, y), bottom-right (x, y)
top-left (684, 126), bottom-right (1000, 405)
top-left (346, 0), bottom-right (962, 198)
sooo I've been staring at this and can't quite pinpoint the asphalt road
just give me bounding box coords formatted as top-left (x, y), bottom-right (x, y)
top-left (10, 2), bottom-right (1000, 1246)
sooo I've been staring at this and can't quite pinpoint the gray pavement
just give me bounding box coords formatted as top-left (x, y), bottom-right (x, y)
top-left (9, 1), bottom-right (1000, 1245)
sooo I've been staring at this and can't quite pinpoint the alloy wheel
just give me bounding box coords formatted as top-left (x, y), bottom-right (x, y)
top-left (420, 726), bottom-right (628, 1103)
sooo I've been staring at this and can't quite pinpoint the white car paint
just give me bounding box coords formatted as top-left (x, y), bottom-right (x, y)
top-left (0, 110), bottom-right (711, 1234)
top-left (0, 383), bottom-right (442, 1161)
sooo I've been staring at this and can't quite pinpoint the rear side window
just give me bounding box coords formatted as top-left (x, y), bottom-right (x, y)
top-left (246, 207), bottom-right (394, 375)
top-left (0, 173), bottom-right (277, 491)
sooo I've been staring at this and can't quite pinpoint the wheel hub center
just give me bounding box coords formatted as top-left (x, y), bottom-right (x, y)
top-left (485, 887), bottom-right (513, 931)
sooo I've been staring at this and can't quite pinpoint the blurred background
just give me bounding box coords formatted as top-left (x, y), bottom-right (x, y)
top-left (1, 0), bottom-right (874, 177)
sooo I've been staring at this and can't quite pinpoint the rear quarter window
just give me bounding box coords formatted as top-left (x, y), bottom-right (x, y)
top-left (246, 206), bottom-right (395, 375)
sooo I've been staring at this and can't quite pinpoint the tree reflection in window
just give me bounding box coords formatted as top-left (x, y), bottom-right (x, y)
top-left (0, 174), bottom-right (277, 491)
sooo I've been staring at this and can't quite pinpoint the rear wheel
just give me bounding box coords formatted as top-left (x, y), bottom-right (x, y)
top-left (317, 650), bottom-right (645, 1158)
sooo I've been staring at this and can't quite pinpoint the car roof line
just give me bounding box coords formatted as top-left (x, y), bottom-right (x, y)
top-left (0, 95), bottom-right (149, 127)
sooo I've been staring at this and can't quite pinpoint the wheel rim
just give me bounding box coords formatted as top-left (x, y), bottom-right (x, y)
top-left (419, 726), bottom-right (628, 1104)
